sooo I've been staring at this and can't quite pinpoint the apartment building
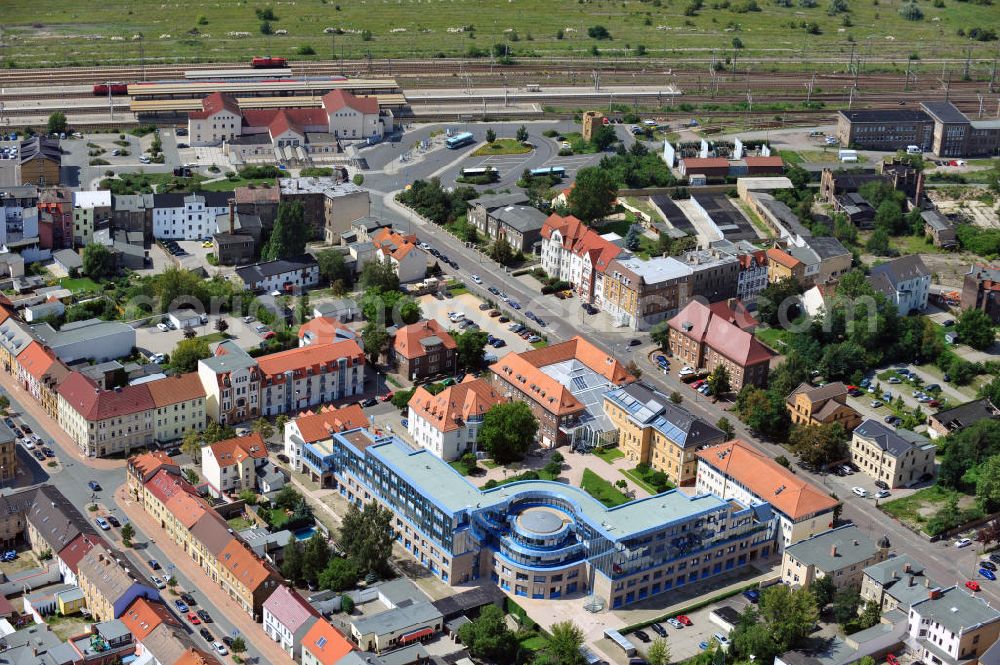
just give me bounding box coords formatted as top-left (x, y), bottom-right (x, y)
top-left (737, 248), bottom-right (769, 305)
top-left (151, 192), bottom-right (230, 240)
top-left (283, 403), bottom-right (368, 471)
top-left (406, 376), bottom-right (506, 461)
top-left (851, 419), bottom-right (936, 489)
top-left (72, 190), bottom-right (112, 246)
top-left (257, 339), bottom-right (365, 416)
top-left (301, 620), bottom-right (354, 665)
top-left (604, 382), bottom-right (725, 486)
top-left (786, 382), bottom-right (862, 431)
top-left (197, 341), bottom-right (261, 425)
top-left (57, 372), bottom-right (155, 457)
top-left (321, 428), bottom-right (776, 608)
top-left (540, 213), bottom-right (622, 306)
top-left (781, 524), bottom-right (890, 589)
top-left (666, 299), bottom-right (772, 391)
top-left (262, 584), bottom-right (321, 659)
top-left (467, 193), bottom-right (547, 253)
top-left (766, 247), bottom-right (806, 285)
top-left (235, 254), bottom-right (320, 293)
top-left (908, 586), bottom-right (1000, 665)
top-left (861, 555), bottom-right (937, 613)
top-left (602, 256), bottom-right (692, 331)
top-left (201, 433), bottom-right (268, 497)
top-left (488, 336), bottom-right (633, 449)
top-left (76, 546), bottom-right (160, 622)
top-left (788, 236), bottom-right (852, 286)
top-left (371, 227), bottom-right (427, 284)
top-left (14, 340), bottom-right (69, 419)
top-left (320, 181), bottom-right (371, 244)
top-left (961, 265), bottom-right (1000, 323)
top-left (126, 451), bottom-right (179, 506)
top-left (393, 320), bottom-right (458, 382)
top-left (145, 372), bottom-right (206, 444)
top-left (682, 249), bottom-right (741, 303)
top-left (217, 538), bottom-right (283, 620)
top-left (867, 254), bottom-right (931, 315)
top-left (696, 439), bottom-right (839, 548)
top-left (0, 421), bottom-right (14, 486)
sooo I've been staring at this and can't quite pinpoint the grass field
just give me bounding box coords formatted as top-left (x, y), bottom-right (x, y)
top-left (1, 0), bottom-right (995, 70)
top-left (59, 276), bottom-right (103, 293)
top-left (472, 139), bottom-right (532, 156)
top-left (880, 485), bottom-right (971, 530)
top-left (592, 446), bottom-right (625, 464)
top-left (581, 468), bottom-right (630, 508)
top-left (621, 465), bottom-right (675, 495)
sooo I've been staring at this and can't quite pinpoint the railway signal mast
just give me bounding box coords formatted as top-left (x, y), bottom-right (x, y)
top-left (805, 73), bottom-right (815, 104)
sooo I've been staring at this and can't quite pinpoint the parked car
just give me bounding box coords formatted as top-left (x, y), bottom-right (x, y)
top-left (32, 450), bottom-right (45, 461)
top-left (95, 517), bottom-right (111, 530)
top-left (886, 654), bottom-right (900, 665)
top-left (199, 628), bottom-right (213, 641)
top-left (213, 642), bottom-right (228, 656)
top-left (667, 618), bottom-right (684, 629)
top-left (875, 480), bottom-right (889, 490)
top-left (106, 515), bottom-right (120, 527)
top-left (982, 568), bottom-right (997, 581)
top-left (852, 487), bottom-right (867, 498)
top-left (743, 589), bottom-right (760, 603)
top-left (875, 489), bottom-right (891, 499)
top-left (148, 559), bottom-right (161, 570)
top-left (650, 623), bottom-right (667, 637)
top-left (888, 377), bottom-right (901, 384)
top-left (174, 600), bottom-right (189, 613)
top-left (197, 609), bottom-right (212, 623)
top-left (180, 593), bottom-right (196, 606)
top-left (151, 576), bottom-right (166, 589)
top-left (982, 561), bottom-right (998, 571)
top-left (633, 630), bottom-right (651, 643)
top-left (360, 398), bottom-right (378, 408)
top-left (870, 400), bottom-right (884, 408)
top-left (966, 580), bottom-right (981, 592)
top-left (187, 612), bottom-right (201, 625)
top-left (955, 538), bottom-right (973, 548)
top-left (676, 615), bottom-right (692, 626)
top-left (88, 481), bottom-right (102, 492)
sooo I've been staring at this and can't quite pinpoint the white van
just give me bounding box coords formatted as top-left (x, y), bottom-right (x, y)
top-left (906, 145), bottom-right (922, 155)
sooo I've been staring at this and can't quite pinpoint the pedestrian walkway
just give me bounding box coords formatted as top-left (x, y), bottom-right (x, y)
top-left (115, 485), bottom-right (295, 665)
top-left (0, 368), bottom-right (124, 471)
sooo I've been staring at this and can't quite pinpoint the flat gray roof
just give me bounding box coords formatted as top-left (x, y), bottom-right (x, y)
top-left (784, 524), bottom-right (882, 573)
top-left (351, 601), bottom-right (442, 636)
top-left (611, 256), bottom-right (692, 285)
top-left (911, 586), bottom-right (1000, 634)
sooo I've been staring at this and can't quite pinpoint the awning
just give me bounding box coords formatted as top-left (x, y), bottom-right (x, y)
top-left (399, 627), bottom-right (434, 644)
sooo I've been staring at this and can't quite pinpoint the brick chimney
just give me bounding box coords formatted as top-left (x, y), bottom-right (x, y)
top-left (904, 563), bottom-right (912, 573)
top-left (929, 588), bottom-right (942, 600)
top-left (228, 198), bottom-right (236, 234)
top-left (831, 544), bottom-right (838, 557)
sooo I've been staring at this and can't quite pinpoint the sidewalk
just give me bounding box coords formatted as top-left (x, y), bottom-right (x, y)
top-left (115, 485), bottom-right (295, 665)
top-left (0, 368), bottom-right (124, 471)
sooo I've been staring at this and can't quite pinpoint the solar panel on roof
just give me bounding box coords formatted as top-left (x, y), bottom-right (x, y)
top-left (572, 376), bottom-right (588, 391)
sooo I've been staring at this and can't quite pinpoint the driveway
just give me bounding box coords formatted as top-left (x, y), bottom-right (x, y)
top-left (133, 314), bottom-right (268, 357)
top-left (418, 292), bottom-right (534, 355)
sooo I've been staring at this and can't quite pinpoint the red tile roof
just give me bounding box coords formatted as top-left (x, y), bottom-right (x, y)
top-left (301, 620), bottom-right (353, 665)
top-left (744, 156), bottom-right (785, 167)
top-left (322, 89), bottom-right (380, 114)
top-left (681, 157), bottom-right (730, 168)
top-left (189, 92), bottom-right (241, 120)
top-left (263, 585), bottom-right (320, 633)
top-left (293, 404), bottom-right (368, 442)
top-left (145, 372), bottom-right (205, 407)
top-left (394, 319), bottom-right (456, 360)
top-left (174, 648), bottom-right (224, 665)
top-left (218, 539), bottom-right (281, 594)
top-left (541, 213), bottom-right (621, 275)
top-left (121, 596), bottom-right (182, 642)
top-left (239, 107), bottom-right (328, 133)
top-left (145, 468), bottom-right (199, 506)
top-left (371, 227), bottom-right (419, 262)
top-left (17, 341), bottom-right (58, 381)
top-left (57, 372), bottom-right (155, 421)
top-left (697, 440), bottom-right (839, 520)
top-left (298, 317), bottom-right (356, 346)
top-left (129, 451), bottom-right (179, 483)
top-left (708, 299), bottom-right (759, 331)
top-left (257, 339), bottom-right (364, 378)
top-left (165, 491), bottom-right (210, 530)
top-left (58, 533), bottom-right (106, 574)
top-left (206, 433), bottom-right (268, 468)
top-left (668, 300), bottom-right (773, 367)
top-left (408, 377), bottom-right (507, 433)
top-left (739, 249), bottom-right (768, 269)
top-left (766, 247), bottom-right (802, 269)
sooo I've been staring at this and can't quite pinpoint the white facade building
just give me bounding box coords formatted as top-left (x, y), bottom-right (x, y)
top-left (200, 433), bottom-right (268, 497)
top-left (406, 377), bottom-right (505, 461)
top-left (907, 586), bottom-right (1000, 665)
top-left (261, 585), bottom-right (320, 660)
top-left (152, 192), bottom-right (229, 240)
top-left (868, 254), bottom-right (931, 315)
top-left (540, 213), bottom-right (621, 306)
top-left (235, 255), bottom-right (320, 293)
top-left (257, 340), bottom-right (365, 417)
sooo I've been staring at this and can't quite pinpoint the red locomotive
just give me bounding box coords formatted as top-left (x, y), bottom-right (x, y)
top-left (250, 56), bottom-right (288, 69)
top-left (92, 83), bottom-right (129, 96)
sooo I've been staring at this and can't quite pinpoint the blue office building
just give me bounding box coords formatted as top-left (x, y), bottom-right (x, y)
top-left (308, 428), bottom-right (776, 608)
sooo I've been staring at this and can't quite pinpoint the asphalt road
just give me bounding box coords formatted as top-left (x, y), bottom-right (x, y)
top-left (0, 380), bottom-right (266, 663)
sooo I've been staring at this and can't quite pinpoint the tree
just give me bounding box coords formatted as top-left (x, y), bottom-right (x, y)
top-left (302, 533), bottom-right (332, 584)
top-left (647, 637), bottom-right (670, 665)
top-left (359, 260), bottom-right (400, 292)
top-left (516, 125), bottom-right (528, 142)
top-left (458, 604), bottom-right (520, 663)
top-left (361, 323), bottom-right (389, 365)
top-left (47, 112), bottom-right (67, 135)
top-left (789, 423), bottom-right (847, 470)
top-left (757, 277), bottom-right (803, 326)
top-left (339, 502), bottom-right (394, 575)
top-left (252, 417), bottom-right (274, 440)
top-left (485, 128), bottom-right (497, 144)
top-left (169, 338), bottom-right (211, 373)
top-left (977, 455), bottom-right (1000, 513)
top-left (454, 329), bottom-right (489, 370)
top-left (274, 486), bottom-right (302, 511)
top-left (261, 201), bottom-right (308, 261)
top-left (320, 557), bottom-right (360, 591)
top-left (545, 621), bottom-right (586, 665)
top-left (866, 228), bottom-right (891, 255)
top-left (591, 124), bottom-right (617, 151)
top-left (391, 388), bottom-right (415, 410)
top-left (478, 402), bottom-right (538, 464)
top-left (316, 249), bottom-right (354, 290)
top-left (237, 488), bottom-right (258, 505)
top-left (858, 599), bottom-right (882, 630)
top-left (832, 588), bottom-right (861, 625)
top-left (670, 391), bottom-right (683, 404)
top-left (717, 417), bottom-right (735, 439)
top-left (707, 364), bottom-right (731, 396)
top-left (281, 541), bottom-right (304, 583)
top-left (231, 636), bottom-right (247, 655)
top-left (651, 322), bottom-right (670, 350)
top-left (624, 224), bottom-right (640, 251)
top-left (957, 308), bottom-right (996, 351)
top-left (181, 431), bottom-right (203, 459)
top-left (736, 386), bottom-right (788, 438)
top-left (568, 167), bottom-right (617, 221)
top-left (587, 25), bottom-right (611, 39)
top-left (120, 522), bottom-right (135, 547)
top-left (812, 574), bottom-right (836, 608)
top-left (214, 318), bottom-right (229, 334)
top-left (182, 327), bottom-right (196, 340)
top-left (82, 243), bottom-right (116, 280)
top-left (487, 238), bottom-right (517, 265)
top-left (0, 395), bottom-right (9, 414)
top-left (759, 583), bottom-right (819, 650)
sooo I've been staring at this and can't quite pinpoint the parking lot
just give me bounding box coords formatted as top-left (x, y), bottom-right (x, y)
top-left (418, 292), bottom-right (535, 355)
top-left (133, 314), bottom-right (271, 357)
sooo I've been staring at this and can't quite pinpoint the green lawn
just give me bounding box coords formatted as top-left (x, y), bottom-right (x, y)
top-left (755, 326), bottom-right (797, 351)
top-left (58, 276), bottom-right (103, 293)
top-left (198, 177), bottom-right (280, 192)
top-left (621, 466), bottom-right (675, 495)
top-left (530, 340), bottom-right (549, 349)
top-left (778, 150), bottom-right (804, 164)
top-left (592, 446), bottom-right (625, 464)
top-left (580, 469), bottom-right (630, 508)
top-left (267, 508), bottom-right (291, 529)
top-left (195, 332), bottom-right (229, 344)
top-left (1, 1), bottom-right (995, 69)
top-left (880, 485), bottom-right (962, 529)
top-left (520, 635), bottom-right (549, 651)
top-left (889, 234), bottom-right (943, 255)
top-left (226, 516), bottom-right (254, 531)
top-left (472, 139), bottom-right (533, 156)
